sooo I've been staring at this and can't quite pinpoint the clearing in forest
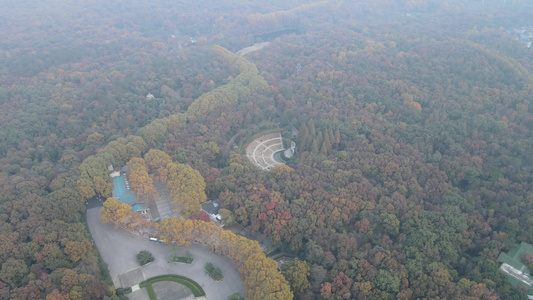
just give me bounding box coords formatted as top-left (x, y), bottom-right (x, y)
top-left (245, 132), bottom-right (286, 170)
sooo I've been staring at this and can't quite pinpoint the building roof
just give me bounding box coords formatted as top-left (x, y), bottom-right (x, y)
top-left (202, 201), bottom-right (219, 215)
top-left (499, 252), bottom-right (526, 272)
top-left (498, 242), bottom-right (533, 294)
top-left (132, 203), bottom-right (148, 212)
top-left (500, 242), bottom-right (533, 273)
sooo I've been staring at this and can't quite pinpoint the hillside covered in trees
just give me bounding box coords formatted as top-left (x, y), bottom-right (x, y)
top-left (1, 0), bottom-right (533, 299)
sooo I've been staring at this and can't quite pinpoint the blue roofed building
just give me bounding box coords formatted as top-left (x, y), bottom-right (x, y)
top-left (111, 173), bottom-right (151, 219)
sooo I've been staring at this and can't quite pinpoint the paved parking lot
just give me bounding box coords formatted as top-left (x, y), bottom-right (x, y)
top-left (87, 207), bottom-right (245, 300)
top-left (152, 281), bottom-right (194, 300)
top-left (119, 268), bottom-right (144, 287)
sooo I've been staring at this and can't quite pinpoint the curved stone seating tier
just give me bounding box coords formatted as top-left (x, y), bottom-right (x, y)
top-left (245, 132), bottom-right (286, 170)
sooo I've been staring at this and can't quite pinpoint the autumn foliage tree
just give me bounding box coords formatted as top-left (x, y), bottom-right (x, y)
top-left (77, 156), bottom-right (111, 201)
top-left (191, 211), bottom-right (211, 222)
top-left (127, 157), bottom-right (158, 203)
top-left (55, 6), bottom-right (533, 299)
top-left (281, 258), bottom-right (311, 295)
top-left (100, 197), bottom-right (133, 228)
top-left (166, 162), bottom-right (207, 217)
top-left (144, 149), bottom-right (173, 182)
top-left (522, 252), bottom-right (533, 270)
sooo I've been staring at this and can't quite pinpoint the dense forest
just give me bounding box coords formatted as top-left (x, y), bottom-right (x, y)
top-left (1, 0), bottom-right (533, 299)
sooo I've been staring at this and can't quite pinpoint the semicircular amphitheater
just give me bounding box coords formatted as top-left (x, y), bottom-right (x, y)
top-left (245, 132), bottom-right (294, 170)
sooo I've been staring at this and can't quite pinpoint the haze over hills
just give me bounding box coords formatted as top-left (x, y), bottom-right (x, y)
top-left (0, 0), bottom-right (533, 299)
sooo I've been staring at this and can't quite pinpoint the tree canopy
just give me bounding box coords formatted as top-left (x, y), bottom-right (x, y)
top-left (1, 0), bottom-right (533, 298)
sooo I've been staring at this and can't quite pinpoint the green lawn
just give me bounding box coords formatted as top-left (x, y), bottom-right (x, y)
top-left (139, 274), bottom-right (206, 299)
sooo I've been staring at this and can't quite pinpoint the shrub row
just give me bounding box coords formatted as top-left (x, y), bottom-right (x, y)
top-left (175, 256), bottom-right (194, 264)
top-left (205, 262), bottom-right (224, 281)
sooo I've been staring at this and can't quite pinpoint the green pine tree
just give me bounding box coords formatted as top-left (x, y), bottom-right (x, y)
top-left (321, 131), bottom-right (331, 154)
top-left (311, 139), bottom-right (319, 154)
top-left (334, 127), bottom-right (340, 147)
top-left (316, 131), bottom-right (323, 150)
top-left (308, 119), bottom-right (316, 138)
top-left (297, 124), bottom-right (308, 149)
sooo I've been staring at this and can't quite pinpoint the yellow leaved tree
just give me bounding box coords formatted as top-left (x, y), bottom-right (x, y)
top-left (127, 157), bottom-right (158, 203)
top-left (100, 198), bottom-right (132, 228)
top-left (166, 163), bottom-right (206, 217)
top-left (144, 149), bottom-right (173, 182)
